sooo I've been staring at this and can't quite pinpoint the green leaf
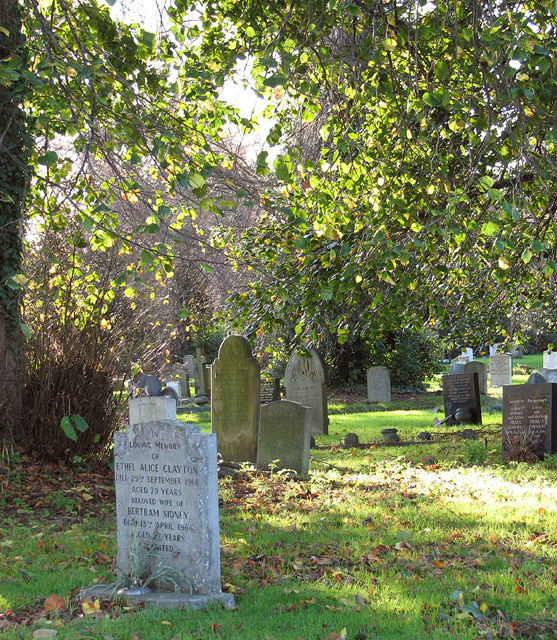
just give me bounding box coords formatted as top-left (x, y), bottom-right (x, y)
top-left (295, 237), bottom-right (309, 249)
top-left (434, 60), bottom-right (450, 81)
top-left (200, 263), bottom-right (212, 273)
top-left (71, 414), bottom-right (89, 433)
top-left (141, 249), bottom-right (153, 266)
top-left (532, 239), bottom-right (546, 253)
top-left (481, 221), bottom-right (499, 236)
top-left (188, 172), bottom-right (205, 190)
top-left (462, 601), bottom-right (483, 619)
top-left (263, 75), bottom-right (288, 87)
top-left (60, 416), bottom-right (78, 442)
top-left (320, 287), bottom-right (333, 300)
top-left (19, 322), bottom-right (31, 339)
top-left (37, 151), bottom-right (58, 167)
top-left (0, 26), bottom-right (9, 36)
top-left (383, 38), bottom-right (397, 51)
top-left (521, 250), bottom-right (532, 264)
top-left (294, 323), bottom-right (303, 335)
top-left (245, 26), bottom-right (256, 38)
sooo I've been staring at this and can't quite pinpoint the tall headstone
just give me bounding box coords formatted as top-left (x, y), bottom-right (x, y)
top-left (510, 342), bottom-right (523, 359)
top-left (449, 362), bottom-right (466, 375)
top-left (462, 348), bottom-right (474, 362)
top-left (193, 348), bottom-right (210, 404)
top-left (260, 377), bottom-right (281, 405)
top-left (171, 365), bottom-right (191, 399)
top-left (502, 383), bottom-right (557, 461)
top-left (114, 419), bottom-right (233, 607)
top-left (543, 350), bottom-right (557, 370)
top-left (285, 347), bottom-right (329, 435)
top-left (490, 344), bottom-right (502, 357)
top-left (489, 353), bottom-right (512, 387)
top-left (464, 361), bottom-right (488, 396)
top-left (442, 373), bottom-right (482, 424)
top-left (183, 355), bottom-right (195, 380)
top-left (257, 400), bottom-right (311, 475)
top-left (541, 369), bottom-right (557, 384)
top-left (211, 335), bottom-right (260, 463)
top-left (129, 396), bottom-right (176, 426)
top-left (367, 366), bottom-right (391, 403)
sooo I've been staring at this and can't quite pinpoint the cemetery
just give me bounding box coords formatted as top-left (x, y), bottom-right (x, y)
top-left (4, 347), bottom-right (557, 640)
top-left (2, 1), bottom-right (557, 639)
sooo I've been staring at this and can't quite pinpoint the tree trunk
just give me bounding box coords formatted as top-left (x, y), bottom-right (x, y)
top-left (0, 0), bottom-right (28, 437)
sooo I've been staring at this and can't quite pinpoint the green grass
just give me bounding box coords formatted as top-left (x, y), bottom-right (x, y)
top-left (4, 373), bottom-right (557, 640)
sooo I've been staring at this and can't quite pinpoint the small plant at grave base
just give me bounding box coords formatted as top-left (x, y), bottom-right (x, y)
top-left (542, 452), bottom-right (557, 470)
top-left (460, 440), bottom-right (488, 467)
top-left (421, 456), bottom-right (437, 467)
top-left (112, 524), bottom-right (193, 595)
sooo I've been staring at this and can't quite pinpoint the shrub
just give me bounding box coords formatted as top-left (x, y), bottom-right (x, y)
top-left (367, 328), bottom-right (444, 388)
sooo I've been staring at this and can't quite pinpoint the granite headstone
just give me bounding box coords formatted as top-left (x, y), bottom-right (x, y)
top-left (502, 383), bottom-right (557, 461)
top-left (260, 377), bottom-right (281, 405)
top-left (464, 361), bottom-right (488, 396)
top-left (367, 366), bottom-right (391, 403)
top-left (442, 373), bottom-right (482, 425)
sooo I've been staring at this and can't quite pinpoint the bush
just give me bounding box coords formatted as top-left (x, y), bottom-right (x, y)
top-left (367, 329), bottom-right (444, 388)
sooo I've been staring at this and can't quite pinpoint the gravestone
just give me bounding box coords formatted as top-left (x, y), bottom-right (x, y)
top-left (260, 377), bottom-right (281, 405)
top-left (129, 396), bottom-right (176, 426)
top-left (256, 400), bottom-right (311, 475)
top-left (453, 355), bottom-right (469, 365)
top-left (462, 348), bottom-right (474, 362)
top-left (489, 353), bottom-right (512, 387)
top-left (502, 383), bottom-right (557, 461)
top-left (543, 350), bottom-right (557, 370)
top-left (540, 368), bottom-right (557, 384)
top-left (166, 381), bottom-right (181, 402)
top-left (172, 365), bottom-right (191, 399)
top-left (211, 335), bottom-right (260, 463)
top-left (528, 371), bottom-right (547, 384)
top-left (490, 344), bottom-right (502, 357)
top-left (285, 347), bottom-right (329, 435)
top-left (367, 366), bottom-right (391, 403)
top-left (183, 355), bottom-right (195, 380)
top-left (464, 361), bottom-right (488, 396)
top-left (193, 348), bottom-right (210, 404)
top-left (449, 362), bottom-right (466, 375)
top-left (510, 342), bottom-right (524, 359)
top-left (113, 419), bottom-right (233, 608)
top-left (442, 373), bottom-right (482, 425)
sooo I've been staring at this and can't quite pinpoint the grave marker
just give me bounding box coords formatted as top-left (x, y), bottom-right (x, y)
top-left (129, 396), bottom-right (176, 426)
top-left (543, 350), bottom-right (557, 370)
top-left (256, 400), bottom-right (310, 475)
top-left (211, 335), bottom-right (260, 463)
top-left (442, 373), bottom-right (482, 425)
top-left (285, 347), bottom-right (329, 435)
top-left (260, 377), bottom-right (281, 405)
top-left (502, 383), bottom-right (557, 461)
top-left (489, 353), bottom-right (512, 387)
top-left (464, 361), bottom-right (488, 396)
top-left (367, 366), bottom-right (391, 403)
top-left (114, 419), bottom-right (233, 608)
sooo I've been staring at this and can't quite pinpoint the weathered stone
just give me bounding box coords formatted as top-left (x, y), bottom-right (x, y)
top-left (367, 366), bottom-right (391, 403)
top-left (284, 348), bottom-right (328, 435)
top-left (256, 400), bottom-right (310, 475)
top-left (543, 350), bottom-right (557, 370)
top-left (343, 432), bottom-right (359, 449)
top-left (527, 372), bottom-right (547, 384)
top-left (114, 420), bottom-right (225, 598)
top-left (502, 383), bottom-right (557, 461)
top-left (464, 361), bottom-right (488, 395)
top-left (211, 335), bottom-right (260, 463)
top-left (489, 353), bottom-right (512, 388)
top-left (129, 396), bottom-right (176, 425)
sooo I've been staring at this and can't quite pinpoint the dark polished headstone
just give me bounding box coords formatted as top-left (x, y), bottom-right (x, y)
top-left (260, 377), bottom-right (281, 405)
top-left (502, 383), bottom-right (557, 461)
top-left (442, 373), bottom-right (482, 425)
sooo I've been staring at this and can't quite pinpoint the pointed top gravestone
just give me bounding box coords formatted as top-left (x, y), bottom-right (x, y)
top-left (211, 335), bottom-right (260, 463)
top-left (284, 347), bottom-right (328, 435)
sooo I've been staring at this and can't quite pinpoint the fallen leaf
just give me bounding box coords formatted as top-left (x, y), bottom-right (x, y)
top-left (82, 493), bottom-right (94, 501)
top-left (82, 598), bottom-right (100, 615)
top-left (161, 621), bottom-right (173, 626)
top-left (44, 594), bottom-right (65, 612)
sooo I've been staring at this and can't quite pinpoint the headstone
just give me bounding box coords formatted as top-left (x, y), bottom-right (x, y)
top-left (502, 383), bottom-right (557, 461)
top-left (183, 355), bottom-right (195, 379)
top-left (260, 377), bottom-right (281, 405)
top-left (256, 400), bottom-right (311, 475)
top-left (171, 365), bottom-right (191, 399)
top-left (489, 353), bottom-right (512, 387)
top-left (284, 347), bottom-right (329, 435)
top-left (114, 419), bottom-right (233, 607)
top-left (540, 368), bottom-right (557, 384)
top-left (194, 348), bottom-right (210, 404)
top-left (463, 348), bottom-right (474, 362)
top-left (510, 342), bottom-right (523, 359)
top-left (464, 361), bottom-right (488, 395)
top-left (528, 372), bottom-right (547, 384)
top-left (367, 366), bottom-right (391, 403)
top-left (166, 381), bottom-right (181, 401)
top-left (543, 350), bottom-right (557, 370)
top-left (129, 396), bottom-right (176, 426)
top-left (211, 335), bottom-right (260, 463)
top-left (453, 355), bottom-right (469, 365)
top-left (442, 373), bottom-right (482, 425)
top-left (490, 344), bottom-right (502, 357)
top-left (449, 362), bottom-right (466, 375)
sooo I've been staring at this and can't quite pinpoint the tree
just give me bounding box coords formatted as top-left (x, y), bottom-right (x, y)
top-left (172, 0), bottom-right (557, 347)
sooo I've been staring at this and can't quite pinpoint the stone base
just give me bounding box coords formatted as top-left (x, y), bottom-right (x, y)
top-left (79, 583), bottom-right (235, 611)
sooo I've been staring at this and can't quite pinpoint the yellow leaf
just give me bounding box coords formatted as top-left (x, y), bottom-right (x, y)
top-left (498, 257), bottom-right (510, 270)
top-left (480, 603), bottom-right (488, 613)
top-left (82, 598), bottom-right (100, 615)
top-left (81, 493), bottom-right (94, 501)
top-left (161, 620), bottom-right (172, 626)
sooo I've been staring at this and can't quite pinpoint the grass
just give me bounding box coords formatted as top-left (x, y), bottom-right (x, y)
top-left (3, 364), bottom-right (557, 640)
